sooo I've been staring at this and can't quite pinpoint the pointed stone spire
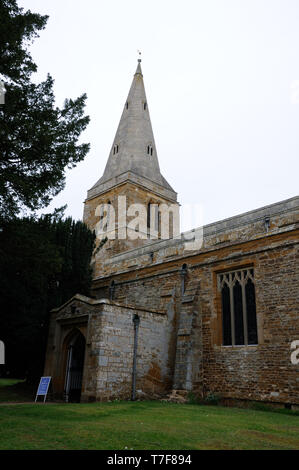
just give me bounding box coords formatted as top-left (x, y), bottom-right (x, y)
top-left (88, 60), bottom-right (176, 202)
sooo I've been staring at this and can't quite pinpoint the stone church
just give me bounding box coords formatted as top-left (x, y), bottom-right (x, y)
top-left (44, 60), bottom-right (299, 406)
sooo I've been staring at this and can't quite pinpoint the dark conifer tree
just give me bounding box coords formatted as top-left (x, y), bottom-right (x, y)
top-left (0, 215), bottom-right (96, 380)
top-left (0, 1), bottom-right (95, 381)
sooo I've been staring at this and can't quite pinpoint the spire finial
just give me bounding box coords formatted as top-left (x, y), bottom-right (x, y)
top-left (135, 51), bottom-right (143, 76)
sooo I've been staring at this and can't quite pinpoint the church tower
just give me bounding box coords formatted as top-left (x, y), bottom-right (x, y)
top-left (83, 60), bottom-right (179, 276)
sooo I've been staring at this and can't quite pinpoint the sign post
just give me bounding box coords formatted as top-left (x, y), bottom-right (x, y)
top-left (35, 377), bottom-right (51, 403)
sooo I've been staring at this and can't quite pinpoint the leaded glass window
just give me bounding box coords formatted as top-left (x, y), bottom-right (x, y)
top-left (218, 268), bottom-right (258, 346)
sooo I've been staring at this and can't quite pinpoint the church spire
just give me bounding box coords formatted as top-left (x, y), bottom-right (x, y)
top-left (88, 59), bottom-right (176, 200)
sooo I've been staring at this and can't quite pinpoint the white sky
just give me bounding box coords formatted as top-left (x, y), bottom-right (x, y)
top-left (19, 0), bottom-right (299, 230)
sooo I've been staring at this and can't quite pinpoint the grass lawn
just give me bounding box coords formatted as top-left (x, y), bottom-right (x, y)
top-left (0, 397), bottom-right (298, 450)
top-left (0, 378), bottom-right (32, 403)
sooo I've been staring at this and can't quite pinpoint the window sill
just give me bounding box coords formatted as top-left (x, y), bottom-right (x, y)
top-left (216, 344), bottom-right (259, 352)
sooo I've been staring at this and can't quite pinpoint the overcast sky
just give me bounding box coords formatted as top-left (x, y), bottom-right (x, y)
top-left (19, 0), bottom-right (299, 230)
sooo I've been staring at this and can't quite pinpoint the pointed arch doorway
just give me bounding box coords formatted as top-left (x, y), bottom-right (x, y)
top-left (64, 330), bottom-right (86, 403)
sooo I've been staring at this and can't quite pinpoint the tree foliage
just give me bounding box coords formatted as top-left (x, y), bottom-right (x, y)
top-left (0, 77), bottom-right (90, 217)
top-left (0, 0), bottom-right (48, 84)
top-left (0, 0), bottom-right (90, 218)
top-left (0, 1), bottom-right (95, 381)
top-left (0, 215), bottom-right (96, 380)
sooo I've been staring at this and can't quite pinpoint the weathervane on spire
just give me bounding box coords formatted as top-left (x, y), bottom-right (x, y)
top-left (137, 50), bottom-right (142, 63)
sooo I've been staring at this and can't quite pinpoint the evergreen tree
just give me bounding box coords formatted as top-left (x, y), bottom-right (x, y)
top-left (0, 215), bottom-right (96, 380)
top-left (0, 1), bottom-right (95, 381)
top-left (0, 0), bottom-right (90, 219)
top-left (0, 0), bottom-right (48, 84)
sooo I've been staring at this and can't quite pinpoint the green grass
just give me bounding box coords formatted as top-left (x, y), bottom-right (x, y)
top-left (0, 378), bottom-right (25, 387)
top-left (0, 378), bottom-right (32, 402)
top-left (0, 379), bottom-right (298, 450)
top-left (0, 400), bottom-right (298, 450)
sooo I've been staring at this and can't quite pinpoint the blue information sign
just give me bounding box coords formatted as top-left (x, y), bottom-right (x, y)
top-left (35, 377), bottom-right (51, 402)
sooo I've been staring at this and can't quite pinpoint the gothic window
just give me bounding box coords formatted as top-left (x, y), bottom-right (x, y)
top-left (126, 102), bottom-right (129, 109)
top-left (218, 268), bottom-right (258, 346)
top-left (113, 144), bottom-right (119, 155)
top-left (144, 102), bottom-right (147, 110)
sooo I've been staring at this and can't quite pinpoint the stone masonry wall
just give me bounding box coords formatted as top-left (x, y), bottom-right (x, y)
top-left (92, 221), bottom-right (299, 404)
top-left (196, 242), bottom-right (299, 404)
top-left (44, 296), bottom-right (173, 402)
top-left (86, 303), bottom-right (170, 401)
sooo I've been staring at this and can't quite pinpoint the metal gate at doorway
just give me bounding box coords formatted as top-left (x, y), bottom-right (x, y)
top-left (64, 330), bottom-right (86, 403)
